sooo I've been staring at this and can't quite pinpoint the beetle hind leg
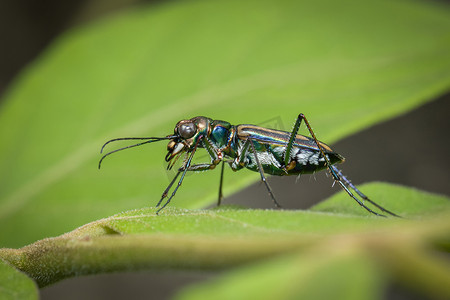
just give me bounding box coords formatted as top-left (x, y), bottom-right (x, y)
top-left (331, 166), bottom-right (400, 217)
top-left (294, 113), bottom-right (399, 217)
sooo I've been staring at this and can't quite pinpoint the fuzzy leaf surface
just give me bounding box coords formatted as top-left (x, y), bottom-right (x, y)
top-left (1, 183), bottom-right (449, 299)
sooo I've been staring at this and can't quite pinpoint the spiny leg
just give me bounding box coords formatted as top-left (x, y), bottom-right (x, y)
top-left (156, 170), bottom-right (181, 207)
top-left (331, 166), bottom-right (400, 217)
top-left (156, 140), bottom-right (200, 214)
top-left (218, 161), bottom-right (225, 206)
top-left (335, 180), bottom-right (386, 217)
top-left (246, 138), bottom-right (282, 208)
top-left (284, 114), bottom-right (303, 169)
top-left (157, 162), bottom-right (221, 209)
top-left (296, 113), bottom-right (392, 217)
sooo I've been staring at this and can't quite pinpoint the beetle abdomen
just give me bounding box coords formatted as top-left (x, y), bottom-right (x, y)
top-left (242, 143), bottom-right (344, 176)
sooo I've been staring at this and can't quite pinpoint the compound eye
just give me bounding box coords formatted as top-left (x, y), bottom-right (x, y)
top-left (178, 122), bottom-right (196, 139)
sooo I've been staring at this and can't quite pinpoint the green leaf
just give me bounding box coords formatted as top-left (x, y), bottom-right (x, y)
top-left (0, 259), bottom-right (38, 300)
top-left (1, 0), bottom-right (450, 249)
top-left (1, 183), bottom-right (449, 298)
top-left (312, 182), bottom-right (450, 217)
top-left (175, 251), bottom-right (386, 300)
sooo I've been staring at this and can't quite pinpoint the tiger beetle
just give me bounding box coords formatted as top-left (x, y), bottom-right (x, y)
top-left (99, 114), bottom-right (399, 217)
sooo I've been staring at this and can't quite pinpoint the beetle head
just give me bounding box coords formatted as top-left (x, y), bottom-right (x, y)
top-left (165, 116), bottom-right (211, 169)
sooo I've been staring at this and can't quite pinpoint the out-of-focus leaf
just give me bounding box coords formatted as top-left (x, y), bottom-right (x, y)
top-left (175, 251), bottom-right (385, 300)
top-left (1, 0), bottom-right (450, 248)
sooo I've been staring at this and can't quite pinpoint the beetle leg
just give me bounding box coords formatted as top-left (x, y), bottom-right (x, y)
top-left (178, 161), bottom-right (226, 206)
top-left (296, 113), bottom-right (398, 217)
top-left (242, 138), bottom-right (282, 208)
top-left (331, 166), bottom-right (400, 217)
top-left (284, 114), bottom-right (303, 170)
top-left (157, 170), bottom-right (181, 207)
top-left (218, 161), bottom-right (225, 206)
top-left (156, 162), bottom-right (220, 208)
top-left (202, 137), bottom-right (222, 164)
top-left (156, 139), bottom-right (200, 214)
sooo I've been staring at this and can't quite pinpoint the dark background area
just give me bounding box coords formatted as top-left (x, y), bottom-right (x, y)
top-left (1, 0), bottom-right (449, 299)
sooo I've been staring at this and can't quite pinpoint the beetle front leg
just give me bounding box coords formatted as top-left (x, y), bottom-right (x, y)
top-left (157, 161), bottom-right (219, 209)
top-left (182, 160), bottom-right (227, 207)
top-left (157, 170), bottom-right (181, 207)
top-left (156, 139), bottom-right (200, 214)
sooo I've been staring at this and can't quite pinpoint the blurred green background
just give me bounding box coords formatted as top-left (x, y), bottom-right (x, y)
top-left (1, 0), bottom-right (449, 299)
